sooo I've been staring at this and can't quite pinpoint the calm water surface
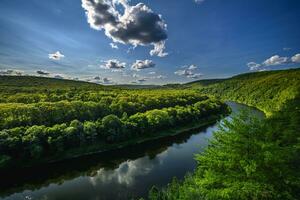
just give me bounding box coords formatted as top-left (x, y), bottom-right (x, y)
top-left (0, 102), bottom-right (264, 200)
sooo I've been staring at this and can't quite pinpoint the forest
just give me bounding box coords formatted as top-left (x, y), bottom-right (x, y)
top-left (0, 76), bottom-right (229, 169)
top-left (147, 68), bottom-right (300, 200)
top-left (0, 69), bottom-right (299, 200)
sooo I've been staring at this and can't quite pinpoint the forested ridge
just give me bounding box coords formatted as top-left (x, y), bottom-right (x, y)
top-left (0, 76), bottom-right (229, 169)
top-left (147, 68), bottom-right (300, 200)
top-left (186, 68), bottom-right (300, 114)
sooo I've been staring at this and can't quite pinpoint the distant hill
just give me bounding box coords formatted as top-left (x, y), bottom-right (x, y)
top-left (0, 76), bottom-right (100, 89)
top-left (1, 68), bottom-right (299, 99)
top-left (185, 68), bottom-right (300, 114)
top-left (114, 84), bottom-right (162, 89)
top-left (184, 78), bottom-right (226, 88)
top-left (0, 76), bottom-right (115, 94)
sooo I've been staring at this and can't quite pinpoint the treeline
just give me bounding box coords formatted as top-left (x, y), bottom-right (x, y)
top-left (0, 93), bottom-right (208, 129)
top-left (192, 68), bottom-right (300, 114)
top-left (0, 99), bottom-right (229, 168)
top-left (0, 90), bottom-right (117, 104)
top-left (147, 68), bottom-right (300, 200)
top-left (148, 100), bottom-right (300, 200)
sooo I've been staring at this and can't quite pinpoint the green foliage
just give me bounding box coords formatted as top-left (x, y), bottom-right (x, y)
top-left (0, 76), bottom-right (229, 168)
top-left (190, 68), bottom-right (300, 114)
top-left (148, 68), bottom-right (300, 200)
top-left (0, 93), bottom-right (209, 129)
top-left (0, 99), bottom-right (228, 168)
top-left (149, 107), bottom-right (300, 200)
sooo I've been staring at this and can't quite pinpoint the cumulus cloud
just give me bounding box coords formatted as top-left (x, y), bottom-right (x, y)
top-left (0, 69), bottom-right (24, 76)
top-left (48, 51), bottom-right (65, 60)
top-left (247, 62), bottom-right (262, 71)
top-left (187, 64), bottom-right (197, 70)
top-left (291, 53), bottom-right (300, 63)
top-left (263, 55), bottom-right (288, 66)
top-left (248, 53), bottom-right (300, 71)
top-left (101, 59), bottom-right (126, 69)
top-left (131, 59), bottom-right (155, 71)
top-left (187, 73), bottom-right (203, 79)
top-left (150, 41), bottom-right (168, 57)
top-left (110, 43), bottom-right (119, 49)
top-left (174, 64), bottom-right (203, 79)
top-left (148, 71), bottom-right (156, 75)
top-left (36, 70), bottom-right (50, 75)
top-left (81, 0), bottom-right (168, 57)
top-left (174, 70), bottom-right (189, 76)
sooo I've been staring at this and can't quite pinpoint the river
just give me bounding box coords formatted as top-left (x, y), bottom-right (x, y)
top-left (0, 102), bottom-right (264, 200)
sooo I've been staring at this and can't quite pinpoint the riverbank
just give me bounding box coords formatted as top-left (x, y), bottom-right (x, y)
top-left (2, 112), bottom-right (228, 171)
top-left (147, 70), bottom-right (300, 199)
top-left (3, 102), bottom-right (259, 200)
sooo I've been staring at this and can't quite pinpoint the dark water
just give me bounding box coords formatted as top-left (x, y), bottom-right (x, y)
top-left (0, 102), bottom-right (264, 200)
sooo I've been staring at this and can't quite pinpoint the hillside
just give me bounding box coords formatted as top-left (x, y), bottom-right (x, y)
top-left (0, 75), bottom-right (104, 90)
top-left (148, 68), bottom-right (300, 200)
top-left (185, 68), bottom-right (300, 115)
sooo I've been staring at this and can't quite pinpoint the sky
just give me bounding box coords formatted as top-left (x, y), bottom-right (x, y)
top-left (0, 0), bottom-right (300, 85)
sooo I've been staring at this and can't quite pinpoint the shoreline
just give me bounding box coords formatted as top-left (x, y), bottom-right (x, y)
top-left (2, 114), bottom-right (225, 171)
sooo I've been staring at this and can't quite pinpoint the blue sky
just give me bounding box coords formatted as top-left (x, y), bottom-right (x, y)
top-left (0, 0), bottom-right (300, 84)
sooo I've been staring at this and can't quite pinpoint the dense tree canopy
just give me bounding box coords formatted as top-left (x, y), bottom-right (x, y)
top-left (147, 68), bottom-right (300, 200)
top-left (0, 77), bottom-right (229, 169)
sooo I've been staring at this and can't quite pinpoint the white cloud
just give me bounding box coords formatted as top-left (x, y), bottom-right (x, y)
top-left (101, 59), bottom-right (126, 69)
top-left (81, 0), bottom-right (168, 57)
top-left (131, 60), bottom-right (155, 71)
top-left (110, 43), bottom-right (119, 49)
top-left (247, 53), bottom-right (300, 71)
top-left (150, 41), bottom-right (168, 57)
top-left (291, 53), bottom-right (300, 63)
top-left (247, 62), bottom-right (262, 71)
top-left (174, 64), bottom-right (203, 79)
top-left (48, 51), bottom-right (65, 60)
top-left (0, 69), bottom-right (24, 76)
top-left (188, 73), bottom-right (202, 79)
top-left (263, 55), bottom-right (288, 66)
top-left (174, 69), bottom-right (192, 76)
top-left (187, 64), bottom-right (197, 70)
